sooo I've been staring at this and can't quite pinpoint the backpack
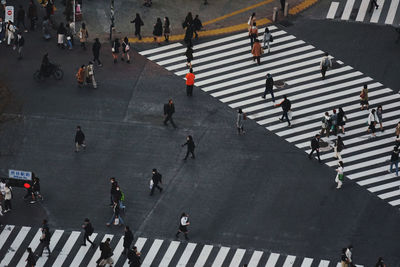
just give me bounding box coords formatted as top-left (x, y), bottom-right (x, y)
top-left (323, 57), bottom-right (330, 67)
top-left (269, 34), bottom-right (273, 42)
top-left (86, 223), bottom-right (94, 236)
top-left (120, 191), bottom-right (125, 201)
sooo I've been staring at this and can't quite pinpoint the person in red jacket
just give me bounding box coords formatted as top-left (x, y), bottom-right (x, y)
top-left (185, 68), bottom-right (195, 96)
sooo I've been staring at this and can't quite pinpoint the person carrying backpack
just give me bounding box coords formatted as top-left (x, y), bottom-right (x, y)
top-left (319, 52), bottom-right (332, 80)
top-left (82, 218), bottom-right (95, 247)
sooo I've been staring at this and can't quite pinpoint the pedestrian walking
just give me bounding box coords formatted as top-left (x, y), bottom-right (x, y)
top-left (92, 38), bottom-right (102, 66)
top-left (0, 193), bottom-right (4, 216)
top-left (340, 248), bottom-right (349, 267)
top-left (337, 107), bottom-right (347, 134)
top-left (112, 185), bottom-right (126, 210)
top-left (112, 38), bottom-right (120, 63)
top-left (163, 99), bottom-right (177, 128)
top-left (153, 18), bottom-right (163, 45)
top-left (15, 32), bottom-right (24, 60)
top-left (150, 169), bottom-right (163, 195)
top-left (74, 125), bottom-right (86, 152)
top-left (367, 109), bottom-right (378, 137)
top-left (320, 112), bottom-right (331, 137)
top-left (376, 105), bottom-right (383, 131)
top-left (345, 245), bottom-right (354, 267)
top-left (251, 39), bottom-right (262, 65)
top-left (25, 247), bottom-right (36, 266)
top-left (182, 135), bottom-right (195, 160)
top-left (262, 73), bottom-right (274, 101)
top-left (163, 17), bottom-right (170, 42)
top-left (28, 0), bottom-right (38, 31)
top-left (16, 5), bottom-right (28, 32)
top-left (375, 257), bottom-right (386, 267)
top-left (262, 27), bottom-right (273, 52)
top-left (78, 23), bottom-right (88, 50)
top-left (335, 161), bottom-right (344, 189)
top-left (6, 21), bottom-right (16, 46)
top-left (369, 0), bottom-right (379, 12)
top-left (389, 146), bottom-right (399, 176)
top-left (128, 246), bottom-right (141, 267)
top-left (81, 218), bottom-right (95, 247)
top-left (193, 15), bottom-right (202, 39)
top-left (130, 13), bottom-right (144, 40)
top-left (121, 37), bottom-right (131, 63)
top-left (330, 109), bottom-right (338, 136)
top-left (106, 201), bottom-right (125, 226)
top-left (37, 226), bottom-right (51, 256)
top-left (65, 23), bottom-right (73, 50)
top-left (30, 176), bottom-right (43, 203)
top-left (109, 177), bottom-right (118, 206)
top-left (275, 95), bottom-right (292, 127)
top-left (185, 68), bottom-right (195, 96)
top-left (98, 238), bottom-right (114, 266)
top-left (396, 121), bottom-right (400, 142)
top-left (236, 108), bottom-right (246, 135)
top-left (0, 18), bottom-right (5, 44)
top-left (320, 52), bottom-right (332, 80)
top-left (360, 84), bottom-right (369, 110)
top-left (308, 134), bottom-right (322, 163)
top-left (57, 22), bottom-right (66, 48)
top-left (182, 12), bottom-right (193, 29)
top-left (122, 226), bottom-right (134, 255)
top-left (3, 184), bottom-right (12, 212)
top-left (76, 65), bottom-right (85, 87)
top-left (175, 212), bottom-right (190, 240)
top-left (85, 61), bottom-right (97, 88)
top-left (249, 22), bottom-right (258, 48)
top-left (184, 23), bottom-right (194, 48)
top-left (334, 135), bottom-right (345, 160)
top-left (184, 46), bottom-right (193, 68)
top-left (247, 12), bottom-right (256, 31)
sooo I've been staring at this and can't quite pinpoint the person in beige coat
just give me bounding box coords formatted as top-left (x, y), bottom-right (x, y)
top-left (85, 61), bottom-right (97, 88)
top-left (78, 22), bottom-right (88, 50)
top-left (251, 39), bottom-right (262, 65)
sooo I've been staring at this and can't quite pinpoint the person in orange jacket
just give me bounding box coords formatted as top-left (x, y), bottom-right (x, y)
top-left (185, 68), bottom-right (195, 96)
top-left (76, 64), bottom-right (85, 87)
top-left (251, 39), bottom-right (262, 65)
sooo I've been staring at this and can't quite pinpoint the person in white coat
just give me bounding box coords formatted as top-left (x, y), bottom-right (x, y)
top-left (335, 161), bottom-right (344, 189)
top-left (367, 109), bottom-right (378, 137)
top-left (262, 27), bottom-right (272, 53)
top-left (6, 21), bottom-right (16, 45)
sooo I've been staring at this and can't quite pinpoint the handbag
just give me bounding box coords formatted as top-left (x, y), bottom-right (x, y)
top-left (112, 47), bottom-right (115, 52)
top-left (287, 110), bottom-right (293, 120)
top-left (149, 179), bottom-right (154, 189)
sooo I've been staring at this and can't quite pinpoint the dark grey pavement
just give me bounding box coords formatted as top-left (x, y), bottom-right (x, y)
top-left (1, 5), bottom-right (400, 266)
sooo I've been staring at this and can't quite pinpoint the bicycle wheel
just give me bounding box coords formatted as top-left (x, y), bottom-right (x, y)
top-left (53, 68), bottom-right (64, 80)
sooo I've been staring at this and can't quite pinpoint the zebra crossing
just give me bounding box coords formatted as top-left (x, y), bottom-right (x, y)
top-left (138, 26), bottom-right (400, 207)
top-left (326, 0), bottom-right (400, 25)
top-left (0, 224), bottom-right (362, 266)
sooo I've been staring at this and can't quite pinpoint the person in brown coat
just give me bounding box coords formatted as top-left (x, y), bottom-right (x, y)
top-left (360, 84), bottom-right (369, 110)
top-left (251, 39), bottom-right (262, 65)
top-left (76, 65), bottom-right (85, 87)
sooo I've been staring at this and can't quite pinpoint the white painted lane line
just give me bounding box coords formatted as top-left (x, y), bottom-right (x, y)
top-left (389, 199), bottom-right (400, 206)
top-left (370, 0), bottom-right (385, 23)
top-left (16, 229), bottom-right (42, 267)
top-left (325, 146), bottom-right (392, 167)
top-left (341, 0), bottom-right (356, 20)
top-left (36, 229), bottom-right (64, 267)
top-left (358, 173), bottom-right (398, 186)
top-left (228, 248), bottom-right (246, 267)
top-left (87, 234), bottom-right (114, 267)
top-left (52, 231), bottom-right (80, 266)
top-left (385, 0), bottom-right (400, 24)
top-left (159, 241), bottom-right (180, 267)
top-left (0, 226), bottom-right (31, 266)
top-left (111, 236), bottom-right (125, 266)
top-left (176, 242), bottom-right (197, 266)
top-left (356, 0), bottom-right (370, 21)
top-left (283, 255), bottom-right (296, 267)
top-left (369, 180), bottom-right (400, 193)
top-left (211, 246), bottom-right (230, 267)
top-left (194, 245), bottom-right (213, 267)
top-left (248, 250), bottom-right (263, 266)
top-left (140, 43), bottom-right (183, 56)
top-left (327, 2), bottom-right (339, 19)
top-left (300, 257), bottom-right (313, 267)
top-left (318, 260), bottom-right (330, 267)
top-left (141, 239), bottom-right (164, 267)
top-left (265, 253), bottom-right (280, 267)
top-left (378, 189), bottom-right (400, 199)
top-left (0, 225), bottom-right (15, 250)
top-left (70, 233), bottom-right (99, 267)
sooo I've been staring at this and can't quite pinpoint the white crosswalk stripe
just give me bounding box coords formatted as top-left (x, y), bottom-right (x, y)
top-left (0, 225), bottom-right (363, 266)
top-left (326, 0), bottom-right (400, 26)
top-left (139, 26), bottom-right (400, 208)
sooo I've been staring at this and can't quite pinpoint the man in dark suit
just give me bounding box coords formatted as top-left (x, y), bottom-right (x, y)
top-left (262, 73), bottom-right (275, 102)
top-left (163, 99), bottom-right (177, 128)
top-left (308, 134), bottom-right (322, 163)
top-left (150, 169), bottom-right (163, 195)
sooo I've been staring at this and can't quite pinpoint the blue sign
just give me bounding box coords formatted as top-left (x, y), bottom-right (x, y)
top-left (8, 169), bottom-right (32, 181)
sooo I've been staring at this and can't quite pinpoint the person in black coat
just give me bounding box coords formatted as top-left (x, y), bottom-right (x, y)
top-left (92, 38), bottom-right (102, 66)
top-left (26, 247), bottom-right (36, 266)
top-left (193, 15), bottom-right (202, 39)
top-left (82, 218), bottom-right (95, 247)
top-left (262, 73), bottom-right (275, 102)
top-left (109, 177), bottom-right (117, 206)
top-left (74, 126), bottom-right (86, 152)
top-left (130, 13), bottom-right (143, 40)
top-left (150, 168), bottom-right (163, 195)
top-left (182, 135), bottom-right (195, 160)
top-left (184, 24), bottom-right (194, 48)
top-left (128, 246), bottom-right (141, 267)
top-left (308, 134), bottom-right (321, 162)
top-left (15, 33), bottom-right (25, 60)
top-left (123, 226), bottom-right (134, 255)
top-left (163, 99), bottom-right (177, 128)
top-left (153, 18), bottom-right (163, 45)
top-left (37, 227), bottom-right (51, 256)
top-left (274, 95), bottom-right (291, 127)
top-left (184, 47), bottom-right (193, 68)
